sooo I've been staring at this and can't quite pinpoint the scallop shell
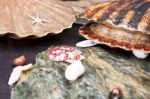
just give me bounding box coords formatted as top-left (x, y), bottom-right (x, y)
top-left (61, 0), bottom-right (118, 14)
top-left (47, 46), bottom-right (85, 63)
top-left (0, 0), bottom-right (75, 39)
top-left (79, 0), bottom-right (150, 53)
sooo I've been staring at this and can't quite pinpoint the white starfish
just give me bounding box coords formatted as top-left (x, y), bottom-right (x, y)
top-left (29, 12), bottom-right (49, 26)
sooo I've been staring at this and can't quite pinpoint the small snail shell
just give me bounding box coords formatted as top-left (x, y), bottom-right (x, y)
top-left (65, 60), bottom-right (85, 81)
top-left (132, 50), bottom-right (149, 59)
top-left (109, 87), bottom-right (122, 99)
top-left (13, 55), bottom-right (26, 66)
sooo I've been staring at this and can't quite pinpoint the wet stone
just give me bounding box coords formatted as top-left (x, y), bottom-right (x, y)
top-left (11, 46), bottom-right (150, 99)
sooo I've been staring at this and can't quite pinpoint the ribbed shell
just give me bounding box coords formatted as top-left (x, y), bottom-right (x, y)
top-left (61, 0), bottom-right (118, 14)
top-left (79, 0), bottom-right (150, 52)
top-left (81, 0), bottom-right (150, 34)
top-left (0, 0), bottom-right (75, 38)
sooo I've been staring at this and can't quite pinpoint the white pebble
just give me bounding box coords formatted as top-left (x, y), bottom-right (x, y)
top-left (132, 50), bottom-right (149, 59)
top-left (65, 60), bottom-right (85, 81)
top-left (8, 64), bottom-right (33, 86)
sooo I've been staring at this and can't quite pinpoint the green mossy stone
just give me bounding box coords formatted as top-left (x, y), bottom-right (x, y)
top-left (11, 46), bottom-right (150, 99)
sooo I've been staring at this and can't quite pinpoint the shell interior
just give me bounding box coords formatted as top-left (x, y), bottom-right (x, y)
top-left (0, 0), bottom-right (75, 38)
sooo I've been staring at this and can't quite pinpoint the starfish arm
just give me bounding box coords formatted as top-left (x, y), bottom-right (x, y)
top-left (32, 21), bottom-right (37, 25)
top-left (28, 15), bottom-right (35, 20)
top-left (39, 22), bottom-right (46, 26)
top-left (36, 12), bottom-right (40, 19)
top-left (42, 19), bottom-right (49, 23)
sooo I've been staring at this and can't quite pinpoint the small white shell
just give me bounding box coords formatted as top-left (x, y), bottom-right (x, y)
top-left (65, 60), bottom-right (85, 81)
top-left (8, 64), bottom-right (33, 86)
top-left (132, 50), bottom-right (149, 59)
top-left (113, 96), bottom-right (120, 99)
top-left (76, 40), bottom-right (98, 47)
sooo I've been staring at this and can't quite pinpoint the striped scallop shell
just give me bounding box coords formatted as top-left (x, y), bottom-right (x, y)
top-left (61, 0), bottom-right (118, 14)
top-left (0, 0), bottom-right (75, 39)
top-left (79, 0), bottom-right (150, 53)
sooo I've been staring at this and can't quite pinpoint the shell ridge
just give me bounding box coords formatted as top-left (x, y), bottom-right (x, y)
top-left (112, 0), bottom-right (143, 25)
top-left (128, 2), bottom-right (150, 29)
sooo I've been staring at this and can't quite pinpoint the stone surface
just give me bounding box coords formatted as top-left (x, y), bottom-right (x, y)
top-left (11, 46), bottom-right (150, 99)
